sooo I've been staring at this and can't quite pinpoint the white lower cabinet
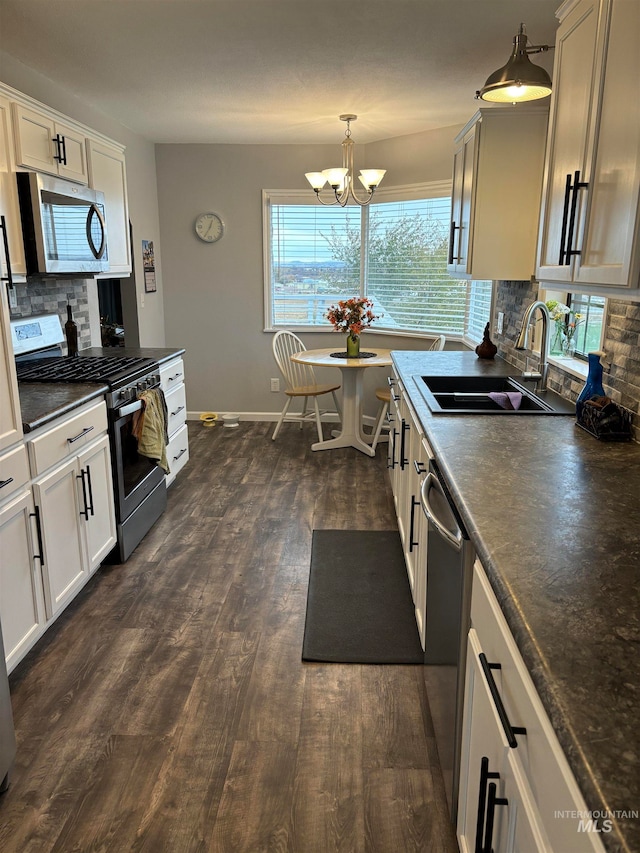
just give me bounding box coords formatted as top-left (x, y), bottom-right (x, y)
top-left (457, 560), bottom-right (605, 853)
top-left (458, 629), bottom-right (550, 852)
top-left (77, 435), bottom-right (116, 571)
top-left (28, 403), bottom-right (116, 621)
top-left (160, 356), bottom-right (189, 487)
top-left (32, 455), bottom-right (88, 619)
top-left (0, 488), bottom-right (46, 673)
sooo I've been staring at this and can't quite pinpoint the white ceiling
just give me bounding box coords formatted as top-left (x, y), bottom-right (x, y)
top-left (0, 0), bottom-right (559, 145)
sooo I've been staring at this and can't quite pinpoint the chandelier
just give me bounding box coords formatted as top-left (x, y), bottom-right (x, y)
top-left (305, 115), bottom-right (386, 206)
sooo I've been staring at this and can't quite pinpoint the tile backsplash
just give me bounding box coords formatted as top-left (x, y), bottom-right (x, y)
top-left (10, 278), bottom-right (91, 354)
top-left (494, 280), bottom-right (640, 441)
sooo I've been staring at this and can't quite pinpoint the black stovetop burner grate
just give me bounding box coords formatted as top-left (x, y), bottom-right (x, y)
top-left (16, 355), bottom-right (157, 386)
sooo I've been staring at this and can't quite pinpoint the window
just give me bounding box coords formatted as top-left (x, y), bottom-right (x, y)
top-left (568, 294), bottom-right (606, 358)
top-left (263, 184), bottom-right (492, 341)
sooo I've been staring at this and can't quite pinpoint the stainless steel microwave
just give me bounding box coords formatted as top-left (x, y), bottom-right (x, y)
top-left (17, 171), bottom-right (109, 276)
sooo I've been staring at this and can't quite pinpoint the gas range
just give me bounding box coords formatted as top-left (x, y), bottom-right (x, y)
top-left (15, 354), bottom-right (161, 410)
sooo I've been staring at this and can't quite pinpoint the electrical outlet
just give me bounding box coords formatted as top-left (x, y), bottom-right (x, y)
top-left (270, 378), bottom-right (280, 392)
top-left (497, 312), bottom-right (504, 334)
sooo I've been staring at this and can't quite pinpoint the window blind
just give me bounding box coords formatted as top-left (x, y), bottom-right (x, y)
top-left (465, 280), bottom-right (494, 343)
top-left (264, 187), bottom-right (492, 339)
top-left (270, 204), bottom-right (360, 327)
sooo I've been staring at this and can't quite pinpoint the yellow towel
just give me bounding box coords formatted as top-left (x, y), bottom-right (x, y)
top-left (132, 388), bottom-right (170, 474)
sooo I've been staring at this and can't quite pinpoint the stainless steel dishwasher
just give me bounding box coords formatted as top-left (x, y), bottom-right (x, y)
top-left (420, 456), bottom-right (474, 826)
top-left (0, 619), bottom-right (16, 793)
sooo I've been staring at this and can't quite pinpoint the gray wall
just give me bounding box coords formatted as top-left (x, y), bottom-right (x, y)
top-left (0, 52), bottom-right (165, 348)
top-left (156, 125), bottom-right (463, 416)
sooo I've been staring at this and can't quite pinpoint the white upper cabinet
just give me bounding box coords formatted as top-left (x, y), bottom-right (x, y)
top-left (0, 271), bottom-right (22, 453)
top-left (87, 139), bottom-right (132, 275)
top-left (0, 94), bottom-right (27, 280)
top-left (536, 0), bottom-right (640, 294)
top-left (448, 106), bottom-right (548, 282)
top-left (12, 103), bottom-right (88, 185)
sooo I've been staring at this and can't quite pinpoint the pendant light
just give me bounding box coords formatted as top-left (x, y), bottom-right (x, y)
top-left (305, 115), bottom-right (386, 206)
top-left (476, 23), bottom-right (554, 104)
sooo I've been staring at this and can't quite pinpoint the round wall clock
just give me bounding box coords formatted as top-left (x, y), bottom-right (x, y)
top-left (194, 212), bottom-right (224, 243)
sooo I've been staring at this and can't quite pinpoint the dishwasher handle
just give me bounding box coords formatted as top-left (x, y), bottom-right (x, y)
top-left (420, 472), bottom-right (463, 551)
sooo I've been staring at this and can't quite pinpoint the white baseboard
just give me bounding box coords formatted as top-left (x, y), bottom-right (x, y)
top-left (187, 410), bottom-right (377, 426)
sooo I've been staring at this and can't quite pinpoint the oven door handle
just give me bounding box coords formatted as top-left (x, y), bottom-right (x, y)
top-left (114, 399), bottom-right (143, 419)
top-left (420, 472), bottom-right (463, 551)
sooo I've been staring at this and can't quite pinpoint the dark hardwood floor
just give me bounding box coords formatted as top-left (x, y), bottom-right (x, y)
top-left (1, 421), bottom-right (459, 852)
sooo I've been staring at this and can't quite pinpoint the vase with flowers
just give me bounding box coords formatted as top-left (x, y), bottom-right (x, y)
top-left (546, 300), bottom-right (584, 357)
top-left (326, 297), bottom-right (381, 357)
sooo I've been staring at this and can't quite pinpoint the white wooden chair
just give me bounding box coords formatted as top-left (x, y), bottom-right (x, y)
top-left (271, 330), bottom-right (341, 442)
top-left (370, 334), bottom-right (446, 451)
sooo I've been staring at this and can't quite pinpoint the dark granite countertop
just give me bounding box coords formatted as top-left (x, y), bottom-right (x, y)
top-left (79, 346), bottom-right (185, 365)
top-left (18, 347), bottom-right (185, 432)
top-left (393, 351), bottom-right (640, 853)
top-left (19, 383), bottom-right (108, 433)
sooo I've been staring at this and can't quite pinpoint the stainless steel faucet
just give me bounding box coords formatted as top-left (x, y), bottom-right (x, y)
top-left (515, 300), bottom-right (550, 391)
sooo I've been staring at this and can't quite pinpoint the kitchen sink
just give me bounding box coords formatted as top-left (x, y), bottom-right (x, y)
top-left (416, 375), bottom-right (575, 415)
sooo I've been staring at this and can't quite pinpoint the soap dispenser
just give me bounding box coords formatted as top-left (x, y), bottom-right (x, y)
top-left (576, 351), bottom-right (606, 419)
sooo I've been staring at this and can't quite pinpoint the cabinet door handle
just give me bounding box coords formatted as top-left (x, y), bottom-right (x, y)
top-left (475, 757), bottom-right (499, 853)
top-left (400, 420), bottom-right (409, 469)
top-left (565, 169), bottom-right (589, 262)
top-left (387, 375), bottom-right (396, 388)
top-left (479, 653), bottom-right (527, 747)
top-left (30, 505), bottom-right (45, 567)
top-left (388, 428), bottom-right (399, 469)
top-left (0, 476), bottom-right (14, 490)
top-left (483, 781), bottom-right (508, 853)
top-left (172, 448), bottom-right (187, 462)
top-left (0, 215), bottom-right (14, 288)
top-left (413, 460), bottom-right (427, 475)
top-left (170, 405), bottom-right (185, 417)
top-left (448, 219), bottom-right (460, 264)
top-left (52, 133), bottom-right (67, 164)
top-left (85, 464), bottom-right (95, 516)
top-left (408, 495), bottom-right (420, 552)
top-left (67, 425), bottom-right (94, 444)
top-left (558, 172), bottom-right (573, 265)
top-left (77, 469), bottom-right (89, 519)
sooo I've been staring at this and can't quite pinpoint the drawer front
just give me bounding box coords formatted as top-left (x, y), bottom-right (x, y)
top-left (471, 561), bottom-right (604, 852)
top-left (28, 400), bottom-right (108, 476)
top-left (165, 383), bottom-right (187, 437)
top-left (165, 423), bottom-right (189, 487)
top-left (0, 443), bottom-right (30, 502)
top-left (160, 358), bottom-right (185, 395)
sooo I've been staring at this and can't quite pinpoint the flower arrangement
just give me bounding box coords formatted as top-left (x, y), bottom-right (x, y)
top-left (546, 300), bottom-right (584, 354)
top-left (326, 297), bottom-right (380, 340)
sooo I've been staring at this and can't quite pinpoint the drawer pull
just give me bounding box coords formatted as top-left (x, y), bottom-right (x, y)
top-left (170, 405), bottom-right (185, 417)
top-left (0, 476), bottom-right (14, 489)
top-left (414, 460), bottom-right (427, 474)
top-left (479, 653), bottom-right (527, 748)
top-left (30, 506), bottom-right (45, 567)
top-left (67, 425), bottom-right (94, 444)
top-left (173, 448), bottom-right (187, 462)
top-left (167, 372), bottom-right (181, 382)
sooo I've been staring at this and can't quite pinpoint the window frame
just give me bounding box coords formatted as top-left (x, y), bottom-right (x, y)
top-left (262, 182), bottom-right (492, 342)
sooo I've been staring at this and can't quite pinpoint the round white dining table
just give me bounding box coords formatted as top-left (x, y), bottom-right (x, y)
top-left (290, 346), bottom-right (392, 456)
